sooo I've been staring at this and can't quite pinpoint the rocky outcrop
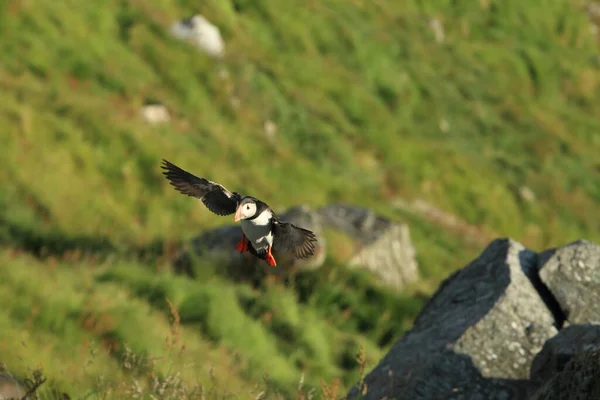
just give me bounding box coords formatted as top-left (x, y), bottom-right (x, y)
top-left (347, 239), bottom-right (556, 400)
top-left (530, 347), bottom-right (600, 400)
top-left (174, 203), bottom-right (418, 289)
top-left (530, 324), bottom-right (600, 384)
top-left (318, 204), bottom-right (418, 289)
top-left (347, 238), bottom-right (600, 400)
top-left (538, 240), bottom-right (600, 324)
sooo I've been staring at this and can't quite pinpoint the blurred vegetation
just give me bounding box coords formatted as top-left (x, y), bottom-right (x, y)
top-left (0, 0), bottom-right (599, 398)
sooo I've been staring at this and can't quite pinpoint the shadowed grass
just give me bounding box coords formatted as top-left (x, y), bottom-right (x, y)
top-left (98, 261), bottom-right (397, 394)
top-left (0, 248), bottom-right (397, 398)
top-left (0, 250), bottom-right (257, 397)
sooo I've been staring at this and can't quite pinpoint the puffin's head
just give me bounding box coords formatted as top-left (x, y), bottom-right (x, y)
top-left (234, 198), bottom-right (257, 222)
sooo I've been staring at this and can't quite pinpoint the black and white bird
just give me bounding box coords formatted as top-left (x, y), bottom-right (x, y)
top-left (161, 159), bottom-right (317, 267)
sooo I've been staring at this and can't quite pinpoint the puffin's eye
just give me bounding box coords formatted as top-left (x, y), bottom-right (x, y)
top-left (246, 205), bottom-right (250, 210)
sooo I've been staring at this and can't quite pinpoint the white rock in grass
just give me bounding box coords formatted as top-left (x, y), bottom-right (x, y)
top-left (170, 15), bottom-right (225, 58)
top-left (428, 18), bottom-right (445, 43)
top-left (264, 120), bottom-right (277, 138)
top-left (141, 104), bottom-right (170, 125)
top-left (587, 2), bottom-right (600, 19)
top-left (0, 374), bottom-right (25, 400)
top-left (519, 185), bottom-right (536, 203)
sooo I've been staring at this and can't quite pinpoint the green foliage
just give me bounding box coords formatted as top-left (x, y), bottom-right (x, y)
top-left (294, 264), bottom-right (423, 348)
top-left (99, 263), bottom-right (390, 394)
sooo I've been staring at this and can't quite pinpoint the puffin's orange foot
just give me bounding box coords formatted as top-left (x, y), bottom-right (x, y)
top-left (235, 234), bottom-right (249, 253)
top-left (265, 246), bottom-right (277, 267)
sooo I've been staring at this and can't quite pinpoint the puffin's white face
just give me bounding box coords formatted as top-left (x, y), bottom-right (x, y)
top-left (234, 201), bottom-right (257, 222)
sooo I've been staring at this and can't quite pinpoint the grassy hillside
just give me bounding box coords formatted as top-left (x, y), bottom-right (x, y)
top-left (1, 249), bottom-right (426, 397)
top-left (0, 0), bottom-right (599, 398)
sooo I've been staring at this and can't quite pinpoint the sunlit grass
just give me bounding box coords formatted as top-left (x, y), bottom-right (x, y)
top-left (0, 249), bottom-right (393, 398)
top-left (1, 0), bottom-right (599, 397)
top-left (0, 0), bottom-right (599, 254)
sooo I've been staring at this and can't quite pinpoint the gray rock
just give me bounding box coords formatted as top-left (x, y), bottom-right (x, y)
top-left (518, 186), bottom-right (536, 203)
top-left (347, 239), bottom-right (557, 400)
top-left (538, 240), bottom-right (600, 323)
top-left (587, 2), bottom-right (600, 19)
top-left (530, 324), bottom-right (600, 385)
top-left (0, 373), bottom-right (25, 400)
top-left (264, 120), bottom-right (277, 139)
top-left (140, 103), bottom-right (170, 125)
top-left (428, 18), bottom-right (445, 43)
top-left (529, 347), bottom-right (600, 400)
top-left (318, 204), bottom-right (419, 290)
top-left (275, 205), bottom-right (326, 270)
top-left (170, 15), bottom-right (225, 58)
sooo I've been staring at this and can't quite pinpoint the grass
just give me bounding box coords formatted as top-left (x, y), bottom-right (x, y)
top-left (0, 249), bottom-right (387, 398)
top-left (0, 0), bottom-right (600, 398)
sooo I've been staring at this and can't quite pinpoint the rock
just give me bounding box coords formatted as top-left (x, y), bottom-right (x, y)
top-left (0, 373), bottom-right (25, 400)
top-left (173, 205), bottom-right (326, 280)
top-left (264, 120), bottom-right (277, 139)
top-left (428, 18), bottom-right (445, 43)
top-left (530, 324), bottom-right (600, 384)
top-left (587, 2), bottom-right (600, 19)
top-left (529, 347), bottom-right (600, 400)
top-left (140, 104), bottom-right (170, 125)
top-left (538, 240), bottom-right (600, 323)
top-left (274, 205), bottom-right (326, 270)
top-left (439, 118), bottom-right (450, 132)
top-left (173, 203), bottom-right (421, 288)
top-left (519, 186), bottom-right (536, 203)
top-left (229, 95), bottom-right (240, 109)
top-left (170, 15), bottom-right (224, 58)
top-left (318, 204), bottom-right (418, 290)
top-left (346, 238), bottom-right (557, 400)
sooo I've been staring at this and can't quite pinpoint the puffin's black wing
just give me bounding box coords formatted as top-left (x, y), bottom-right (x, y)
top-left (272, 221), bottom-right (317, 259)
top-left (161, 159), bottom-right (241, 216)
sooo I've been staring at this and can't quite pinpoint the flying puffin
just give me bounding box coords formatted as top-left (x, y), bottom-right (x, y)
top-left (161, 159), bottom-right (317, 267)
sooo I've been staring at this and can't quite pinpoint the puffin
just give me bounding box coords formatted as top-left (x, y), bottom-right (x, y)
top-left (161, 159), bottom-right (317, 267)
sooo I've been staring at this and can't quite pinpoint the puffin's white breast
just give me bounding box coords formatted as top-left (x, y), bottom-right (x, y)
top-left (240, 209), bottom-right (273, 249)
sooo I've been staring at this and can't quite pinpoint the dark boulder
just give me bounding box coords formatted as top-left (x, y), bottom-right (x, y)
top-left (347, 239), bottom-right (557, 400)
top-left (530, 324), bottom-right (600, 385)
top-left (529, 347), bottom-right (600, 400)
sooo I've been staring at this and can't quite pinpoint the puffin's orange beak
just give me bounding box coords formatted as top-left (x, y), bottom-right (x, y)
top-left (234, 206), bottom-right (242, 222)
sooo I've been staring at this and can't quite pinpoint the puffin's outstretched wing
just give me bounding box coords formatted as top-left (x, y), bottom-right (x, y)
top-left (272, 220), bottom-right (317, 259)
top-left (161, 159), bottom-right (241, 216)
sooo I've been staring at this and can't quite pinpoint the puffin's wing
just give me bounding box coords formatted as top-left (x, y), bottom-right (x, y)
top-left (272, 221), bottom-right (317, 259)
top-left (161, 159), bottom-right (241, 216)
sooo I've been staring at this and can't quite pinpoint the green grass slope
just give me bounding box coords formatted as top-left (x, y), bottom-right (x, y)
top-left (0, 249), bottom-right (422, 398)
top-left (0, 0), bottom-right (599, 398)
